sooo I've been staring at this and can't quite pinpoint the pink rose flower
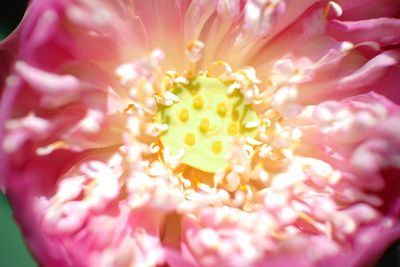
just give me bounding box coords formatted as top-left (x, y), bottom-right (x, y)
top-left (1, 0), bottom-right (400, 266)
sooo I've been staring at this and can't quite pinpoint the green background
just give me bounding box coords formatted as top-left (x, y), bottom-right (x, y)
top-left (0, 194), bottom-right (37, 266)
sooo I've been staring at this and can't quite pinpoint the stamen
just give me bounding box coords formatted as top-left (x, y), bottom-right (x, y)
top-left (324, 1), bottom-right (343, 18)
top-left (36, 140), bottom-right (69, 156)
top-left (244, 120), bottom-right (260, 129)
top-left (149, 142), bottom-right (160, 154)
top-left (186, 40), bottom-right (205, 63)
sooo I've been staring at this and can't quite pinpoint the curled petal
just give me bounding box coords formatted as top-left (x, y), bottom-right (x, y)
top-left (328, 18), bottom-right (400, 47)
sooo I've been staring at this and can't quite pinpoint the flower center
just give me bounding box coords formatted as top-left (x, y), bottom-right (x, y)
top-left (157, 76), bottom-right (259, 173)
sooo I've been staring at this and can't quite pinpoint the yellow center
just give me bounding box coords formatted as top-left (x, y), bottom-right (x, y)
top-left (157, 76), bottom-right (259, 173)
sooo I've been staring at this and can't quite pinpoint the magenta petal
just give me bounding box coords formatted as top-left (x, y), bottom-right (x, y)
top-left (0, 27), bottom-right (21, 94)
top-left (334, 51), bottom-right (399, 91)
top-left (299, 50), bottom-right (400, 103)
top-left (328, 18), bottom-right (400, 47)
top-left (320, 223), bottom-right (400, 267)
top-left (337, 0), bottom-right (400, 20)
top-left (164, 247), bottom-right (200, 267)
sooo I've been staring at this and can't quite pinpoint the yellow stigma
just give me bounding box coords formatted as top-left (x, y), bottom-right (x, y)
top-left (217, 102), bottom-right (228, 116)
top-left (179, 108), bottom-right (189, 122)
top-left (212, 140), bottom-right (223, 154)
top-left (156, 76), bottom-right (259, 173)
top-left (184, 133), bottom-right (196, 146)
top-left (193, 95), bottom-right (204, 109)
top-left (199, 118), bottom-right (210, 133)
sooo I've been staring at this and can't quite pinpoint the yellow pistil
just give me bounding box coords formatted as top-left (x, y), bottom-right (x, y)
top-left (179, 108), bottom-right (189, 122)
top-left (184, 133), bottom-right (196, 146)
top-left (199, 118), bottom-right (210, 133)
top-left (217, 102), bottom-right (228, 116)
top-left (212, 140), bottom-right (223, 154)
top-left (193, 95), bottom-right (204, 109)
top-left (156, 76), bottom-right (259, 173)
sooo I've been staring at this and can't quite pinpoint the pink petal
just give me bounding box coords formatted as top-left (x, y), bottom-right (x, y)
top-left (328, 18), bottom-right (400, 47)
top-left (299, 50), bottom-right (400, 103)
top-left (336, 0), bottom-right (400, 20)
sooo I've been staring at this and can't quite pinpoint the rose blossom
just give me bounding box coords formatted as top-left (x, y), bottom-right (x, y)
top-left (1, 0), bottom-right (400, 266)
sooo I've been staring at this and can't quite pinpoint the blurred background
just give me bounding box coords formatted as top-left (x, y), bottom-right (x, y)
top-left (0, 1), bottom-right (398, 267)
top-left (0, 2), bottom-right (37, 266)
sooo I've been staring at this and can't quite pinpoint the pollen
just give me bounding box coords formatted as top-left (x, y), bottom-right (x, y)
top-left (179, 108), bottom-right (189, 122)
top-left (217, 102), bottom-right (228, 116)
top-left (199, 118), bottom-right (210, 133)
top-left (184, 133), bottom-right (196, 146)
top-left (193, 95), bottom-right (204, 109)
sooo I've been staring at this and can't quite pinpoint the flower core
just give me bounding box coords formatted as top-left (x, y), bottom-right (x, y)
top-left (157, 76), bottom-right (259, 173)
